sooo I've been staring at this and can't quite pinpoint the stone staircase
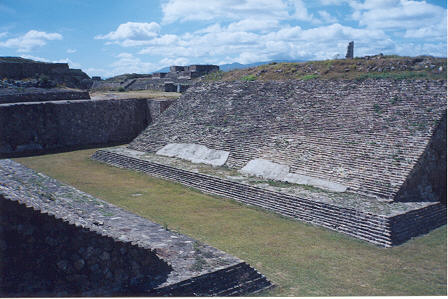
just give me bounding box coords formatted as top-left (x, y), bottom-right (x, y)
top-left (149, 262), bottom-right (272, 296)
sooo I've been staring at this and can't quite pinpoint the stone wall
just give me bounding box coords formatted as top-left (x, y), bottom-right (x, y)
top-left (0, 88), bottom-right (90, 104)
top-left (0, 61), bottom-right (68, 79)
top-left (129, 79), bottom-right (447, 202)
top-left (0, 98), bottom-right (175, 157)
top-left (0, 195), bottom-right (171, 297)
top-left (395, 112), bottom-right (447, 203)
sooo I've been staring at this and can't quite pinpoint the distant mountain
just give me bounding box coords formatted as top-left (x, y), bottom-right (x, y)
top-left (152, 59), bottom-right (306, 74)
top-left (154, 66), bottom-right (170, 73)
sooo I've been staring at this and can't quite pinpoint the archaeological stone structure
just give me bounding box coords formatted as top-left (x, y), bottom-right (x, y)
top-left (0, 94), bottom-right (175, 156)
top-left (1, 56), bottom-right (446, 295)
top-left (346, 41), bottom-right (354, 59)
top-left (92, 64), bottom-right (219, 93)
top-left (0, 159), bottom-right (272, 296)
top-left (0, 57), bottom-right (92, 89)
top-left (91, 79), bottom-right (447, 247)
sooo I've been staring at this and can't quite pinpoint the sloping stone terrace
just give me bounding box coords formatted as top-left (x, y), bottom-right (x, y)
top-left (129, 79), bottom-right (447, 201)
top-left (0, 159), bottom-right (271, 295)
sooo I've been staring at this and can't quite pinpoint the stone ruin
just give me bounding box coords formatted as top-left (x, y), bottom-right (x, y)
top-left (0, 61), bottom-right (272, 296)
top-left (0, 57), bottom-right (92, 89)
top-left (346, 41), bottom-right (354, 59)
top-left (168, 64), bottom-right (220, 79)
top-left (0, 96), bottom-right (176, 157)
top-left (92, 79), bottom-right (447, 247)
top-left (91, 64), bottom-right (219, 93)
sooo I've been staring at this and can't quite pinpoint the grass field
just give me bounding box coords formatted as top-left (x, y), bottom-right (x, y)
top-left (14, 148), bottom-right (447, 296)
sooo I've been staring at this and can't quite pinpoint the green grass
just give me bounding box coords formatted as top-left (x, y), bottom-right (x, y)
top-left (298, 74), bottom-right (319, 80)
top-left (14, 148), bottom-right (447, 296)
top-left (241, 74), bottom-right (257, 81)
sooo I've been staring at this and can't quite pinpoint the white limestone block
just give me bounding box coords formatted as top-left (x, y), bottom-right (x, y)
top-left (285, 173), bottom-right (347, 193)
top-left (240, 158), bottom-right (347, 193)
top-left (239, 159), bottom-right (289, 181)
top-left (156, 143), bottom-right (229, 166)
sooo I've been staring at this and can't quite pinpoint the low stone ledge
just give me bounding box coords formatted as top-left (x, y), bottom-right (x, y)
top-left (0, 88), bottom-right (90, 104)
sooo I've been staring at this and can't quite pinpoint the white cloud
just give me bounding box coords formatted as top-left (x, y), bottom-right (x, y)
top-left (84, 67), bottom-right (114, 78)
top-left (227, 19), bottom-right (279, 32)
top-left (0, 30), bottom-right (62, 52)
top-left (161, 0), bottom-right (311, 23)
top-left (286, 0), bottom-right (314, 21)
top-left (93, 0), bottom-right (446, 75)
top-left (319, 0), bottom-right (347, 5)
top-left (350, 0), bottom-right (446, 33)
top-left (95, 22), bottom-right (160, 40)
top-left (110, 52), bottom-right (158, 74)
top-left (135, 20), bottom-right (392, 66)
top-left (318, 10), bottom-right (338, 23)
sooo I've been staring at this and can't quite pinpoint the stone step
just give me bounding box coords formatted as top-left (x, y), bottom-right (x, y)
top-left (91, 150), bottom-right (395, 247)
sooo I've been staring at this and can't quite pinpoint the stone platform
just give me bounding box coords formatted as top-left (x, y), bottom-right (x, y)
top-left (0, 159), bottom-right (272, 296)
top-left (91, 147), bottom-right (446, 247)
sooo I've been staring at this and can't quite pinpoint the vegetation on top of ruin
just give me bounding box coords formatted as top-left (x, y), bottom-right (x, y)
top-left (203, 55), bottom-right (447, 82)
top-left (15, 148), bottom-right (447, 297)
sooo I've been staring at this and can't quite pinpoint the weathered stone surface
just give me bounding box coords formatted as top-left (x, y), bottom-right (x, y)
top-left (0, 98), bottom-right (175, 157)
top-left (157, 143), bottom-right (230, 166)
top-left (129, 79), bottom-right (446, 202)
top-left (0, 87), bottom-right (90, 104)
top-left (240, 158), bottom-right (347, 192)
top-left (345, 41), bottom-right (354, 59)
top-left (0, 159), bottom-right (272, 296)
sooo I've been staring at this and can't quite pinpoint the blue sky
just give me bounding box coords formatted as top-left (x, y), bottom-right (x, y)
top-left (0, 0), bottom-right (446, 78)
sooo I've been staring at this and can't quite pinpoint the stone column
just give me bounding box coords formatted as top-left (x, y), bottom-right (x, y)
top-left (345, 41), bottom-right (354, 59)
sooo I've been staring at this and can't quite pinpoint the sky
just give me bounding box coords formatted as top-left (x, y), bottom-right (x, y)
top-left (0, 0), bottom-right (446, 78)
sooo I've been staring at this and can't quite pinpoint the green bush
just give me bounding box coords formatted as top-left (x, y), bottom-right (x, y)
top-left (118, 87), bottom-right (125, 92)
top-left (241, 74), bottom-right (257, 81)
